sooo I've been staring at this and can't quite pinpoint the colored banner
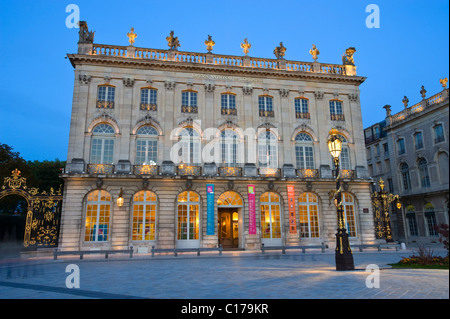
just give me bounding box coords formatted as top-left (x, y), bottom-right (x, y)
top-left (206, 184), bottom-right (215, 235)
top-left (287, 185), bottom-right (297, 234)
top-left (247, 185), bottom-right (257, 235)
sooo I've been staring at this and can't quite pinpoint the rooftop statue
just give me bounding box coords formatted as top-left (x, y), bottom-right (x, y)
top-left (241, 38), bottom-right (251, 56)
top-left (309, 44), bottom-right (320, 62)
top-left (342, 47), bottom-right (356, 66)
top-left (440, 77), bottom-right (448, 89)
top-left (78, 21), bottom-right (95, 44)
top-left (166, 31), bottom-right (181, 50)
top-left (273, 42), bottom-right (286, 59)
top-left (127, 28), bottom-right (137, 46)
top-left (205, 35), bottom-right (215, 53)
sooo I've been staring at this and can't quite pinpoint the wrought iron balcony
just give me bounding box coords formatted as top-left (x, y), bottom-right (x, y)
top-left (177, 165), bottom-right (202, 176)
top-left (296, 168), bottom-right (319, 178)
top-left (295, 112), bottom-right (310, 119)
top-left (259, 110), bottom-right (275, 118)
top-left (330, 113), bottom-right (345, 121)
top-left (258, 167), bottom-right (281, 177)
top-left (133, 165), bottom-right (159, 176)
top-left (139, 103), bottom-right (157, 111)
top-left (218, 166), bottom-right (242, 177)
top-left (87, 164), bottom-right (114, 174)
top-left (221, 107), bottom-right (237, 116)
top-left (181, 105), bottom-right (198, 113)
top-left (96, 100), bottom-right (115, 109)
top-left (333, 169), bottom-right (355, 179)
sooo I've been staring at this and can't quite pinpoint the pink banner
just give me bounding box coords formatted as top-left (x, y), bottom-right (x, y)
top-left (247, 185), bottom-right (256, 235)
top-left (287, 185), bottom-right (297, 234)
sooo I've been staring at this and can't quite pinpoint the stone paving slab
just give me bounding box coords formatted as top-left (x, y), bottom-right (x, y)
top-left (0, 249), bottom-right (448, 301)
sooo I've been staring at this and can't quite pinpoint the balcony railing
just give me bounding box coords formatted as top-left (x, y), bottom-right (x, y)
top-left (87, 164), bottom-right (114, 174)
top-left (295, 112), bottom-right (310, 119)
top-left (177, 165), bottom-right (202, 176)
top-left (140, 103), bottom-right (157, 111)
top-left (221, 107), bottom-right (237, 116)
top-left (133, 165), bottom-right (159, 176)
top-left (333, 169), bottom-right (355, 179)
top-left (96, 100), bottom-right (115, 109)
top-left (296, 168), bottom-right (319, 178)
top-left (259, 110), bottom-right (275, 117)
top-left (259, 167), bottom-right (281, 177)
top-left (218, 166), bottom-right (242, 177)
top-left (330, 113), bottom-right (345, 121)
top-left (181, 105), bottom-right (198, 113)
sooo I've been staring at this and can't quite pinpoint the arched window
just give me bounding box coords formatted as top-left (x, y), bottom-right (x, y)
top-left (259, 95), bottom-right (274, 117)
top-left (329, 100), bottom-right (344, 121)
top-left (140, 88), bottom-right (158, 111)
top-left (178, 127), bottom-right (201, 165)
top-left (258, 131), bottom-right (278, 168)
top-left (418, 158), bottom-right (431, 188)
top-left (260, 192), bottom-right (281, 243)
top-left (97, 85), bottom-right (115, 109)
top-left (132, 191), bottom-right (158, 241)
top-left (217, 191), bottom-right (243, 206)
top-left (177, 191), bottom-right (200, 247)
top-left (405, 205), bottom-right (418, 237)
top-left (298, 193), bottom-right (320, 238)
top-left (342, 193), bottom-right (357, 237)
top-left (136, 125), bottom-right (158, 165)
top-left (400, 162), bottom-right (412, 190)
top-left (220, 129), bottom-right (239, 167)
top-left (90, 123), bottom-right (115, 164)
top-left (295, 132), bottom-right (314, 169)
top-left (424, 203), bottom-right (438, 236)
top-left (294, 98), bottom-right (310, 119)
top-left (84, 190), bottom-right (111, 242)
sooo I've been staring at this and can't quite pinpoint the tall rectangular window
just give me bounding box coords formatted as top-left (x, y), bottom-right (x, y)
top-left (97, 86), bottom-right (115, 109)
top-left (91, 139), bottom-right (114, 164)
top-left (221, 94), bottom-right (237, 115)
top-left (329, 100), bottom-right (344, 121)
top-left (397, 139), bottom-right (406, 155)
top-left (414, 132), bottom-right (424, 150)
top-left (181, 91), bottom-right (198, 113)
top-left (259, 96), bottom-right (274, 117)
top-left (434, 124), bottom-right (445, 144)
top-left (294, 98), bottom-right (310, 119)
top-left (140, 88), bottom-right (158, 111)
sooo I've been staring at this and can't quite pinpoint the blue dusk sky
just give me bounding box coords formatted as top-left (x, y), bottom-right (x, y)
top-left (0, 0), bottom-right (448, 161)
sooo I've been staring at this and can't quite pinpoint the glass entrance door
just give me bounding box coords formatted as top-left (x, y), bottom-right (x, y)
top-left (218, 208), bottom-right (239, 249)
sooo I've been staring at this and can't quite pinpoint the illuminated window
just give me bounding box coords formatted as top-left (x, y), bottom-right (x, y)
top-left (177, 191), bottom-right (200, 241)
top-left (136, 125), bottom-right (158, 165)
top-left (132, 191), bottom-right (157, 241)
top-left (299, 193), bottom-right (320, 238)
top-left (295, 132), bottom-right (314, 169)
top-left (90, 123), bottom-right (115, 164)
top-left (260, 192), bottom-right (281, 239)
top-left (84, 190), bottom-right (111, 242)
top-left (217, 191), bottom-right (243, 206)
top-left (342, 193), bottom-right (357, 237)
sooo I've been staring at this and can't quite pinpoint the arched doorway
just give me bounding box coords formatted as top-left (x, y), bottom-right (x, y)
top-left (217, 191), bottom-right (243, 249)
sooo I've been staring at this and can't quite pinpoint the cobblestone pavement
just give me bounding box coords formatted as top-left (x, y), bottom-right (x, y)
top-left (0, 247), bottom-right (448, 301)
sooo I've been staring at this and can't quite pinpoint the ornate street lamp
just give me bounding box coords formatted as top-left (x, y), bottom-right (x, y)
top-left (371, 179), bottom-right (401, 242)
top-left (328, 128), bottom-right (355, 271)
top-left (117, 187), bottom-right (124, 207)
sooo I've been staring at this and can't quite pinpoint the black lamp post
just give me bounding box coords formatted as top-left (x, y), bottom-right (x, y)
top-left (328, 128), bottom-right (355, 271)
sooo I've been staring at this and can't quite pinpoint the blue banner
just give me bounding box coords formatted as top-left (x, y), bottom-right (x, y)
top-left (206, 184), bottom-right (215, 235)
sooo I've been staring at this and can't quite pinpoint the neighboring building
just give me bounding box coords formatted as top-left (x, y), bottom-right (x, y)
top-left (59, 22), bottom-right (375, 252)
top-left (365, 82), bottom-right (449, 243)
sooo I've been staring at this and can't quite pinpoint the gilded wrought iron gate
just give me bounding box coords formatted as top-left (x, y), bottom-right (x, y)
top-left (1, 169), bottom-right (63, 248)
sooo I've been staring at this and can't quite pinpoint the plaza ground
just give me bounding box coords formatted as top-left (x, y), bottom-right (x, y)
top-left (0, 243), bottom-right (448, 301)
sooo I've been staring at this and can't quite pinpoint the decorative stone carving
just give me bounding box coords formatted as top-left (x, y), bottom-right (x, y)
top-left (342, 47), bottom-right (356, 66)
top-left (314, 91), bottom-right (324, 100)
top-left (123, 77), bottom-right (135, 87)
top-left (349, 93), bottom-right (358, 102)
top-left (383, 104), bottom-right (391, 117)
top-left (273, 42), bottom-right (286, 59)
top-left (127, 28), bottom-right (137, 46)
top-left (204, 35), bottom-right (215, 53)
top-left (204, 83), bottom-right (215, 93)
top-left (242, 86), bottom-right (253, 95)
top-left (166, 31), bottom-right (181, 50)
top-left (241, 38), bottom-right (251, 56)
top-left (78, 21), bottom-right (95, 44)
top-left (79, 74), bottom-right (91, 85)
top-left (309, 44), bottom-right (320, 62)
top-left (440, 77), bottom-right (448, 89)
top-left (279, 88), bottom-right (289, 98)
top-left (165, 80), bottom-right (176, 91)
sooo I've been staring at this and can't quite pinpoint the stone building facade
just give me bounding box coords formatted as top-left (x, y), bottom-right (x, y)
top-left (59, 22), bottom-right (375, 252)
top-left (364, 83), bottom-right (449, 243)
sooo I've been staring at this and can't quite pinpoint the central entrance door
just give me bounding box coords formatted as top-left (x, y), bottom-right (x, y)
top-left (218, 208), bottom-right (239, 249)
